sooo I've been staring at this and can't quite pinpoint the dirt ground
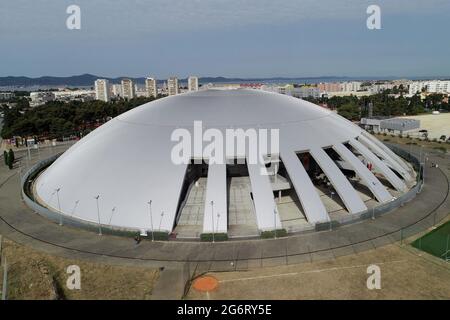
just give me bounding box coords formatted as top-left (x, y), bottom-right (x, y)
top-left (186, 243), bottom-right (450, 300)
top-left (0, 238), bottom-right (159, 300)
top-left (399, 113), bottom-right (450, 140)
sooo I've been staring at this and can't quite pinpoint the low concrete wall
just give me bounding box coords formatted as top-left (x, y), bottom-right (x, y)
top-left (22, 144), bottom-right (423, 239)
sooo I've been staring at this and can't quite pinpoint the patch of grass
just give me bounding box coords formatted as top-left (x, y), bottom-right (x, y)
top-left (0, 238), bottom-right (159, 300)
top-left (433, 146), bottom-right (447, 153)
top-left (412, 220), bottom-right (450, 261)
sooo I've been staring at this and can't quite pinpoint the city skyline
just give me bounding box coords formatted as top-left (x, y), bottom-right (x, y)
top-left (1, 0), bottom-right (449, 78)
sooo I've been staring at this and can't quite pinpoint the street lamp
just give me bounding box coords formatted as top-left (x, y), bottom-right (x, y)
top-left (159, 211), bottom-right (164, 231)
top-left (108, 206), bottom-right (116, 226)
top-left (211, 200), bottom-right (215, 243)
top-left (94, 195), bottom-right (102, 235)
top-left (71, 200), bottom-right (80, 217)
top-left (274, 208), bottom-right (278, 239)
top-left (55, 188), bottom-right (62, 226)
top-left (147, 201), bottom-right (154, 242)
top-left (216, 213), bottom-right (220, 236)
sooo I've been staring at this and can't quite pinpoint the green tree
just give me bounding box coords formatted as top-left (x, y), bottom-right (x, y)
top-left (337, 102), bottom-right (361, 121)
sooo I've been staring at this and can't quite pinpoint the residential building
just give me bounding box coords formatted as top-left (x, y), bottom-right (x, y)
top-left (0, 92), bottom-right (15, 100)
top-left (145, 77), bottom-right (158, 98)
top-left (121, 79), bottom-right (135, 100)
top-left (94, 79), bottom-right (110, 102)
top-left (29, 91), bottom-right (55, 107)
top-left (409, 80), bottom-right (450, 95)
top-left (168, 77), bottom-right (179, 96)
top-left (188, 76), bottom-right (199, 92)
top-left (111, 84), bottom-right (122, 97)
top-left (317, 82), bottom-right (342, 93)
top-left (341, 81), bottom-right (362, 92)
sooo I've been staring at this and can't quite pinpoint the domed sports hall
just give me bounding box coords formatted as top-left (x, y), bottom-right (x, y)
top-left (30, 89), bottom-right (417, 240)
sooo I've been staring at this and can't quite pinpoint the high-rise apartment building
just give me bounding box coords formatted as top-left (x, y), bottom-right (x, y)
top-left (168, 77), bottom-right (179, 96)
top-left (145, 77), bottom-right (158, 98)
top-left (188, 76), bottom-right (199, 92)
top-left (95, 79), bottom-right (110, 102)
top-left (121, 78), bottom-right (135, 100)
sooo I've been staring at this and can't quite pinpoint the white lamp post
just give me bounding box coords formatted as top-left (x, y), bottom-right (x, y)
top-left (274, 208), bottom-right (278, 239)
top-left (211, 200), bottom-right (215, 243)
top-left (108, 207), bottom-right (116, 226)
top-left (159, 211), bottom-right (165, 231)
top-left (55, 188), bottom-right (62, 226)
top-left (95, 195), bottom-right (102, 235)
top-left (216, 213), bottom-right (220, 236)
top-left (148, 201), bottom-right (154, 241)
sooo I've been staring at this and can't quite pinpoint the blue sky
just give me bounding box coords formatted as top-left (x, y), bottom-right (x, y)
top-left (0, 0), bottom-right (449, 78)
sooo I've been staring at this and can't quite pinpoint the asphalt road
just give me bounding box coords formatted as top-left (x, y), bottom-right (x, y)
top-left (0, 144), bottom-right (448, 272)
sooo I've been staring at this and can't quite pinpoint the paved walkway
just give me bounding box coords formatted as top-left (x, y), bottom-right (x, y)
top-left (0, 145), bottom-right (448, 271)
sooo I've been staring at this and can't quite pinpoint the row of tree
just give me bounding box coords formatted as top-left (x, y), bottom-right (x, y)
top-left (1, 96), bottom-right (161, 140)
top-left (305, 93), bottom-right (449, 121)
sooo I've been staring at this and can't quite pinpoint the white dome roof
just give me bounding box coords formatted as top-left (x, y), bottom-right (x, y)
top-left (35, 89), bottom-right (415, 235)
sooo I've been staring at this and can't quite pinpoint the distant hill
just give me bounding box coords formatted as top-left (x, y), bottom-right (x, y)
top-left (1, 74), bottom-right (441, 88)
top-left (0, 74), bottom-right (355, 88)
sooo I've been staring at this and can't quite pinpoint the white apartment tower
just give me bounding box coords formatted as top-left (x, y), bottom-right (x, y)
top-left (121, 78), bottom-right (135, 100)
top-left (168, 77), bottom-right (179, 96)
top-left (188, 76), bottom-right (199, 92)
top-left (145, 77), bottom-right (158, 98)
top-left (95, 79), bottom-right (110, 102)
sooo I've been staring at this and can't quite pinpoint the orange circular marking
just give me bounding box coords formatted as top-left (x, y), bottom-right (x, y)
top-left (192, 276), bottom-right (219, 292)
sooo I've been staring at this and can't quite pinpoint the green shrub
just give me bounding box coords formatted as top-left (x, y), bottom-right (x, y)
top-left (200, 233), bottom-right (228, 242)
top-left (260, 229), bottom-right (288, 239)
top-left (146, 231), bottom-right (170, 241)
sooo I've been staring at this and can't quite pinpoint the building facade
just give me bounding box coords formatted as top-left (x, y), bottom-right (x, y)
top-left (409, 80), bottom-right (450, 95)
top-left (94, 79), bottom-right (110, 102)
top-left (317, 82), bottom-right (342, 93)
top-left (121, 79), bottom-right (135, 100)
top-left (188, 76), bottom-right (199, 92)
top-left (29, 91), bottom-right (55, 107)
top-left (145, 77), bottom-right (158, 98)
top-left (168, 77), bottom-right (179, 96)
top-left (0, 92), bottom-right (15, 100)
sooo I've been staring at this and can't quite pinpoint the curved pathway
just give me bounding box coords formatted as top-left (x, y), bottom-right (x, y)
top-left (0, 145), bottom-right (449, 271)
